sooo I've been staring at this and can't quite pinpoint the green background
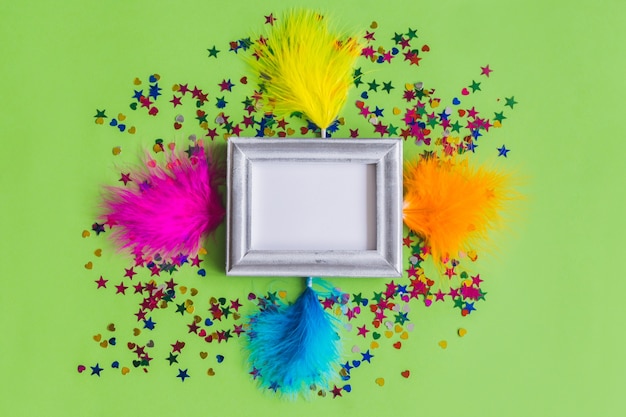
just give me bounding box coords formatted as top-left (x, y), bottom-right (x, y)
top-left (2, 0), bottom-right (625, 416)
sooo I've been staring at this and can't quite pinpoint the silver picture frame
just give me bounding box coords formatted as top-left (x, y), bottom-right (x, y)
top-left (226, 137), bottom-right (403, 277)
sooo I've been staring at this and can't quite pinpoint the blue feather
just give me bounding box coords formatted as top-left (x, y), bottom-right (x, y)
top-left (246, 280), bottom-right (342, 397)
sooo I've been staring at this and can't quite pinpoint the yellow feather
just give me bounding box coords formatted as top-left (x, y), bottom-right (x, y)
top-left (248, 9), bottom-right (362, 131)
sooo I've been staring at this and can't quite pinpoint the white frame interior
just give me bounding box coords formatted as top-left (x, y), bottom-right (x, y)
top-left (226, 137), bottom-right (403, 277)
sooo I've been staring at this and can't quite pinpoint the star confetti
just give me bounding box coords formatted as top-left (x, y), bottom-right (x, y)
top-left (80, 12), bottom-right (518, 399)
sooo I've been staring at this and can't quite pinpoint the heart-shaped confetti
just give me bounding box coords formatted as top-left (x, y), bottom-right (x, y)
top-left (82, 230), bottom-right (90, 238)
top-left (77, 365), bottom-right (86, 373)
top-left (216, 355), bottom-right (224, 363)
top-left (127, 342), bottom-right (135, 350)
top-left (190, 288), bottom-right (198, 296)
top-left (128, 126), bottom-right (136, 134)
top-left (108, 337), bottom-right (116, 345)
top-left (146, 340), bottom-right (154, 348)
top-left (81, 19), bottom-right (510, 394)
top-left (148, 107), bottom-right (158, 116)
top-left (111, 361), bottom-right (119, 369)
top-left (99, 340), bottom-right (108, 348)
top-left (129, 102), bottom-right (138, 110)
top-left (438, 340), bottom-right (448, 349)
top-left (112, 146), bottom-right (121, 155)
top-left (375, 378), bottom-right (385, 387)
top-left (94, 249), bottom-right (102, 257)
top-left (458, 328), bottom-right (467, 337)
top-left (93, 334), bottom-right (102, 342)
top-left (132, 360), bottom-right (141, 368)
top-left (121, 367), bottom-right (130, 375)
top-left (133, 328), bottom-right (141, 336)
top-left (85, 262), bottom-right (93, 270)
top-left (204, 318), bottom-right (213, 326)
top-left (461, 88), bottom-right (470, 96)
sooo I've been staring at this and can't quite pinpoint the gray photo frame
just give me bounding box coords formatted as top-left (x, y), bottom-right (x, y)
top-left (226, 137), bottom-right (403, 277)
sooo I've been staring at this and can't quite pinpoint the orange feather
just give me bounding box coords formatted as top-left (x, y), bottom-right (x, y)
top-left (403, 155), bottom-right (514, 265)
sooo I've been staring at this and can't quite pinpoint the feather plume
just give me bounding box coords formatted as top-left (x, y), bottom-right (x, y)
top-left (101, 144), bottom-right (225, 259)
top-left (246, 280), bottom-right (342, 397)
top-left (403, 155), bottom-right (514, 265)
top-left (249, 9), bottom-right (361, 131)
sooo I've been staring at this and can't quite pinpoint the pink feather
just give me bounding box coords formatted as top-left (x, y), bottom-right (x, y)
top-left (101, 145), bottom-right (225, 259)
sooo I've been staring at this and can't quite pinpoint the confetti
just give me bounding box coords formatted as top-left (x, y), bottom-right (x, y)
top-left (80, 12), bottom-right (518, 399)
